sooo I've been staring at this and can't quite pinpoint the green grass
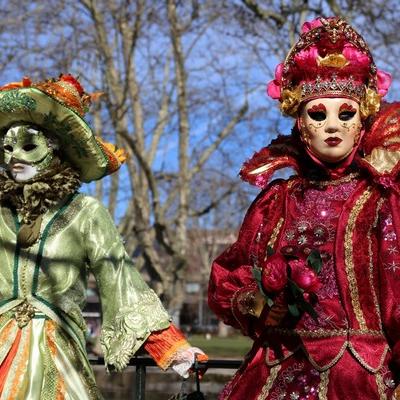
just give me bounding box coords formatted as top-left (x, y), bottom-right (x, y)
top-left (187, 334), bottom-right (252, 358)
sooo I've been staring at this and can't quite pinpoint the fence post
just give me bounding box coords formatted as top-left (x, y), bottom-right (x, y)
top-left (135, 364), bottom-right (146, 400)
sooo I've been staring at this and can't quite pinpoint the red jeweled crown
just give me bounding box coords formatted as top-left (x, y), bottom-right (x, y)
top-left (267, 17), bottom-right (391, 117)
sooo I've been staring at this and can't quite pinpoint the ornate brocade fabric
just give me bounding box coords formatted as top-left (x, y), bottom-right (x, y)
top-left (0, 194), bottom-right (171, 399)
top-left (209, 173), bottom-right (400, 399)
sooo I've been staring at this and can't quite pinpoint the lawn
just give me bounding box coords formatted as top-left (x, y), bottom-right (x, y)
top-left (188, 334), bottom-right (252, 358)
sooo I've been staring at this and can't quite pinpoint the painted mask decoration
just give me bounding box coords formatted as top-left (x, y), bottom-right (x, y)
top-left (3, 123), bottom-right (57, 182)
top-left (299, 97), bottom-right (362, 163)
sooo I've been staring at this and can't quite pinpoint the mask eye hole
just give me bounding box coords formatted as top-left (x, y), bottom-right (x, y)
top-left (3, 144), bottom-right (13, 152)
top-left (339, 111), bottom-right (356, 121)
top-left (307, 111), bottom-right (326, 121)
top-left (22, 144), bottom-right (37, 151)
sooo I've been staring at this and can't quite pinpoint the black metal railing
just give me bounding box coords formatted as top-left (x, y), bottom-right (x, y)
top-left (90, 357), bottom-right (242, 400)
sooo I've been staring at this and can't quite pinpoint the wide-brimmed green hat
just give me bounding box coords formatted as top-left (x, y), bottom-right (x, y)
top-left (0, 75), bottom-right (125, 182)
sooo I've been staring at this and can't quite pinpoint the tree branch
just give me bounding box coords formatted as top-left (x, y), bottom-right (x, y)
top-left (148, 52), bottom-right (172, 164)
top-left (167, 0), bottom-right (190, 257)
top-left (189, 183), bottom-right (238, 218)
top-left (241, 0), bottom-right (285, 26)
top-left (188, 101), bottom-right (248, 180)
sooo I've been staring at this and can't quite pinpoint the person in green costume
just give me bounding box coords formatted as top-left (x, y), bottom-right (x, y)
top-left (0, 75), bottom-right (206, 399)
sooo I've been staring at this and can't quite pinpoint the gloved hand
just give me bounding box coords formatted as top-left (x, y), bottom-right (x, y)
top-left (170, 347), bottom-right (208, 378)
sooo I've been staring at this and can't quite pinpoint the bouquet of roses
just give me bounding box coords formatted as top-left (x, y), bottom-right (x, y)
top-left (253, 247), bottom-right (323, 321)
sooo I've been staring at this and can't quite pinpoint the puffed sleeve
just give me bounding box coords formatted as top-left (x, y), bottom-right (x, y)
top-left (208, 181), bottom-right (286, 338)
top-left (83, 197), bottom-right (171, 371)
top-left (378, 195), bottom-right (400, 375)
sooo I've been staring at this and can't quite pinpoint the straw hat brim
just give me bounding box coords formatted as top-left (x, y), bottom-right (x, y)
top-left (0, 87), bottom-right (109, 182)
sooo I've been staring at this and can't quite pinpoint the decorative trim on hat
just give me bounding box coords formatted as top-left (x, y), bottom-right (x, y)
top-left (301, 74), bottom-right (365, 102)
top-left (0, 76), bottom-right (126, 182)
top-left (281, 17), bottom-right (378, 93)
top-left (96, 137), bottom-right (127, 175)
top-left (267, 17), bottom-right (391, 119)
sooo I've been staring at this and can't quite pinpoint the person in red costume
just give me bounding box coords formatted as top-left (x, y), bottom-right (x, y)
top-left (208, 16), bottom-right (400, 400)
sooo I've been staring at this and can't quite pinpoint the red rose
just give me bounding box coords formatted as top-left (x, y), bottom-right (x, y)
top-left (261, 254), bottom-right (288, 293)
top-left (289, 259), bottom-right (321, 293)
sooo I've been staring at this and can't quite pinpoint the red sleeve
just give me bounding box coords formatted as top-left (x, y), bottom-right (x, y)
top-left (208, 180), bottom-right (287, 338)
top-left (379, 194), bottom-right (400, 372)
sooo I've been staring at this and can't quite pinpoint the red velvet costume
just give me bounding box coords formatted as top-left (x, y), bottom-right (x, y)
top-left (208, 17), bottom-right (400, 400)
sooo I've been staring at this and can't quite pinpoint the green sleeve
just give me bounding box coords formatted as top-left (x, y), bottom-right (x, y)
top-left (83, 197), bottom-right (171, 371)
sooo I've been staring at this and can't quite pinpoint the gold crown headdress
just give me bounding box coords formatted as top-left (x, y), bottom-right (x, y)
top-left (267, 17), bottom-right (391, 118)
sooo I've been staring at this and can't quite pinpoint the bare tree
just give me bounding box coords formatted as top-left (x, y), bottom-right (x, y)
top-left (1, 0), bottom-right (400, 320)
top-left (0, 0), bottom-right (253, 318)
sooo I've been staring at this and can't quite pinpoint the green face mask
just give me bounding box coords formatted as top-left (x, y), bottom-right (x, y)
top-left (3, 124), bottom-right (56, 171)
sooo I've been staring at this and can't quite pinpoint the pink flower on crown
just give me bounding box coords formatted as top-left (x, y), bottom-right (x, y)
top-left (293, 47), bottom-right (319, 69)
top-left (301, 18), bottom-right (323, 34)
top-left (267, 63), bottom-right (284, 100)
top-left (342, 44), bottom-right (370, 67)
top-left (377, 69), bottom-right (392, 97)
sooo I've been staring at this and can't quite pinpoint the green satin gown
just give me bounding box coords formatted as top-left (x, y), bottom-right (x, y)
top-left (0, 193), bottom-right (171, 399)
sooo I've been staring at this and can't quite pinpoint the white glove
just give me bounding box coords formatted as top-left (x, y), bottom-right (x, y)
top-left (170, 347), bottom-right (206, 378)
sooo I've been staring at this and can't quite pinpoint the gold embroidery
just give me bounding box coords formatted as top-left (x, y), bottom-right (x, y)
top-left (20, 261), bottom-right (29, 297)
top-left (344, 188), bottom-right (372, 330)
top-left (306, 341), bottom-right (348, 371)
top-left (287, 178), bottom-right (297, 189)
top-left (20, 248), bottom-right (32, 298)
top-left (308, 172), bottom-right (360, 187)
top-left (375, 371), bottom-right (387, 400)
top-left (257, 364), bottom-right (281, 400)
top-left (267, 217), bottom-right (284, 251)
top-left (318, 369), bottom-right (330, 400)
top-left (265, 326), bottom-right (382, 338)
top-left (369, 198), bottom-right (384, 328)
top-left (14, 300), bottom-right (36, 328)
top-left (348, 342), bottom-right (389, 373)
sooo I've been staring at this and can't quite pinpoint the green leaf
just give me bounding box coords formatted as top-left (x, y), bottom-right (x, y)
top-left (252, 267), bottom-right (262, 283)
top-left (252, 267), bottom-right (267, 297)
top-left (252, 266), bottom-right (275, 305)
top-left (307, 250), bottom-right (323, 274)
top-left (299, 299), bottom-right (319, 322)
top-left (266, 246), bottom-right (274, 256)
top-left (287, 278), bottom-right (304, 298)
top-left (288, 303), bottom-right (300, 317)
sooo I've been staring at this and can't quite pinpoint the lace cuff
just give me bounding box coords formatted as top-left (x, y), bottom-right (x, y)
top-left (100, 292), bottom-right (170, 371)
